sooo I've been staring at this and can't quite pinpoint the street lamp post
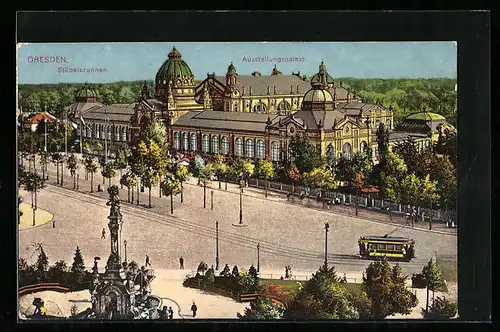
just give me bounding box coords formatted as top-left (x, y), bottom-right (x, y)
top-left (215, 221), bottom-right (219, 271)
top-left (324, 222), bottom-right (330, 268)
top-left (211, 190), bottom-right (214, 210)
top-left (239, 181), bottom-right (243, 224)
top-left (104, 114), bottom-right (109, 164)
top-left (124, 240), bottom-right (127, 264)
top-left (257, 243), bottom-right (260, 273)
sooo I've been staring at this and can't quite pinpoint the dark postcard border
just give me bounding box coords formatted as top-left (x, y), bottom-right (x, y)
top-left (5, 10), bottom-right (491, 331)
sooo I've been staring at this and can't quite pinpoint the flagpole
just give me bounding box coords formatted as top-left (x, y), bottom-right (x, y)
top-left (80, 116), bottom-right (83, 154)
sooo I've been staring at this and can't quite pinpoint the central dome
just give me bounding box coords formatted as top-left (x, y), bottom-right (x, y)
top-left (303, 83), bottom-right (334, 103)
top-left (156, 47), bottom-right (194, 83)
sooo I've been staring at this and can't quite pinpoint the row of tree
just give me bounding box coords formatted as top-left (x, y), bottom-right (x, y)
top-left (336, 78), bottom-right (457, 126)
top-left (19, 81), bottom-right (149, 117)
top-left (19, 245), bottom-right (88, 290)
top-left (239, 258), bottom-right (457, 320)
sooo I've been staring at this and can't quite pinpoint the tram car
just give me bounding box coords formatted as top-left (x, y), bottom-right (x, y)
top-left (358, 236), bottom-right (416, 261)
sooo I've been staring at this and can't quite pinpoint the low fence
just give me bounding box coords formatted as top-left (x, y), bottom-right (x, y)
top-left (237, 177), bottom-right (456, 223)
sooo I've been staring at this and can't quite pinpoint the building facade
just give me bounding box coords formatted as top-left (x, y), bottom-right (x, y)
top-left (72, 46), bottom-right (453, 164)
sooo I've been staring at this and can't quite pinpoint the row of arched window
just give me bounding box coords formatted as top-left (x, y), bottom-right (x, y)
top-left (174, 132), bottom-right (282, 161)
top-left (375, 119), bottom-right (392, 130)
top-left (78, 122), bottom-right (130, 142)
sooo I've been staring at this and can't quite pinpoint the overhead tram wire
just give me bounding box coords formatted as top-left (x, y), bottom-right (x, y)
top-left (39, 184), bottom-right (428, 268)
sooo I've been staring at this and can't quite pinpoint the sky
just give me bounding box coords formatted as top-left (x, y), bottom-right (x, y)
top-left (17, 42), bottom-right (457, 84)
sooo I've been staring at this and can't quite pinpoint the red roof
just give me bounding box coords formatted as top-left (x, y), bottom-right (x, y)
top-left (24, 112), bottom-right (58, 125)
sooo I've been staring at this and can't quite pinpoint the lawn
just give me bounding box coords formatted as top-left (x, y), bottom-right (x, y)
top-left (436, 258), bottom-right (457, 282)
top-left (260, 278), bottom-right (363, 294)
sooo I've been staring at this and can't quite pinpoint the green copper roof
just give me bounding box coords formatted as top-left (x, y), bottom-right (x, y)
top-left (156, 47), bottom-right (194, 80)
top-left (310, 72), bottom-right (335, 84)
top-left (75, 84), bottom-right (97, 98)
top-left (227, 62), bottom-right (236, 74)
top-left (406, 112), bottom-right (445, 121)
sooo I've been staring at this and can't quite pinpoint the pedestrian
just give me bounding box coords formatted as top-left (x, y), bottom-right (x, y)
top-left (101, 228), bottom-right (106, 239)
top-left (168, 306), bottom-right (174, 319)
top-left (179, 257), bottom-right (184, 269)
top-left (52, 220), bottom-right (56, 228)
top-left (288, 265), bottom-right (293, 279)
top-left (191, 301), bottom-right (197, 318)
top-left (342, 273), bottom-right (347, 283)
top-left (285, 266), bottom-right (289, 279)
top-left (145, 255), bottom-right (151, 267)
top-left (160, 306), bottom-right (168, 320)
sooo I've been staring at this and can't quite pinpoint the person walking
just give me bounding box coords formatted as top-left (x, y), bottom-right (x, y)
top-left (160, 306), bottom-right (168, 320)
top-left (101, 228), bottom-right (106, 239)
top-left (179, 257), bottom-right (184, 269)
top-left (145, 255), bottom-right (151, 267)
top-left (52, 220), bottom-right (56, 228)
top-left (285, 266), bottom-right (289, 280)
top-left (288, 265), bottom-right (293, 279)
top-left (191, 301), bottom-right (198, 318)
top-left (342, 273), bottom-right (347, 283)
top-left (168, 306), bottom-right (174, 319)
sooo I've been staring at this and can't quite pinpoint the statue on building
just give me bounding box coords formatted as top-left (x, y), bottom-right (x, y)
top-left (327, 143), bottom-right (335, 167)
top-left (140, 82), bottom-right (152, 100)
top-left (203, 85), bottom-right (212, 109)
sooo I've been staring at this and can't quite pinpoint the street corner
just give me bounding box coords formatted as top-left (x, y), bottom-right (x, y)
top-left (18, 202), bottom-right (54, 230)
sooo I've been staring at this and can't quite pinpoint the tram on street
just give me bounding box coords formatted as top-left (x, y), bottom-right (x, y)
top-left (358, 235), bottom-right (416, 262)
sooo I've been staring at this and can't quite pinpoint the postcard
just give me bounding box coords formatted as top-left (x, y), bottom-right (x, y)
top-left (17, 41), bottom-right (458, 320)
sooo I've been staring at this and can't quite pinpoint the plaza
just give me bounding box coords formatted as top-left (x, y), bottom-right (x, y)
top-left (19, 161), bottom-right (457, 277)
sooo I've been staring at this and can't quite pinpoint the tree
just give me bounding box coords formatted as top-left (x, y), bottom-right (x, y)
top-left (71, 247), bottom-right (86, 285)
top-left (189, 155), bottom-right (206, 179)
top-left (351, 171), bottom-right (365, 216)
top-left (160, 174), bottom-right (181, 214)
top-left (376, 123), bottom-right (390, 169)
top-left (248, 265), bottom-right (258, 280)
top-left (212, 154), bottom-right (228, 189)
top-left (84, 156), bottom-right (99, 193)
top-left (422, 258), bottom-right (443, 313)
top-left (48, 260), bottom-right (69, 284)
top-left (421, 174), bottom-right (440, 230)
top-left (67, 154), bottom-right (79, 189)
top-left (35, 245), bottom-right (49, 282)
top-left (303, 165), bottom-right (336, 206)
top-left (285, 265), bottom-right (360, 319)
top-left (287, 164), bottom-right (301, 194)
top-left (101, 161), bottom-right (116, 188)
top-left (382, 152), bottom-right (408, 220)
top-left (51, 152), bottom-right (63, 185)
top-left (199, 163), bottom-right (214, 208)
top-left (400, 173), bottom-right (423, 226)
top-left (362, 258), bottom-right (418, 318)
top-left (142, 166), bottom-right (159, 208)
top-left (238, 299), bottom-right (285, 320)
top-left (173, 163), bottom-right (189, 203)
top-left (197, 261), bottom-right (208, 275)
top-left (220, 264), bottom-right (231, 277)
top-left (120, 172), bottom-right (137, 203)
top-left (422, 296), bottom-right (457, 320)
top-left (393, 137), bottom-right (419, 174)
top-left (427, 154), bottom-right (456, 210)
top-left (22, 171), bottom-right (46, 226)
top-left (288, 135), bottom-right (324, 173)
top-left (234, 159), bottom-right (255, 188)
top-left (114, 148), bottom-right (128, 189)
top-left (257, 159), bottom-right (274, 198)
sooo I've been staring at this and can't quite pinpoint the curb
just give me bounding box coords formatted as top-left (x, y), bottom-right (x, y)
top-left (18, 202), bottom-right (55, 232)
top-left (185, 182), bottom-right (456, 237)
top-left (41, 167), bottom-right (455, 237)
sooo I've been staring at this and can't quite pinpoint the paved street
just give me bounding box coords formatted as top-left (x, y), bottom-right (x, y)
top-left (19, 159), bottom-right (457, 279)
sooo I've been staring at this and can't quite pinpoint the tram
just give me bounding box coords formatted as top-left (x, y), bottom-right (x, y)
top-left (358, 236), bottom-right (416, 262)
